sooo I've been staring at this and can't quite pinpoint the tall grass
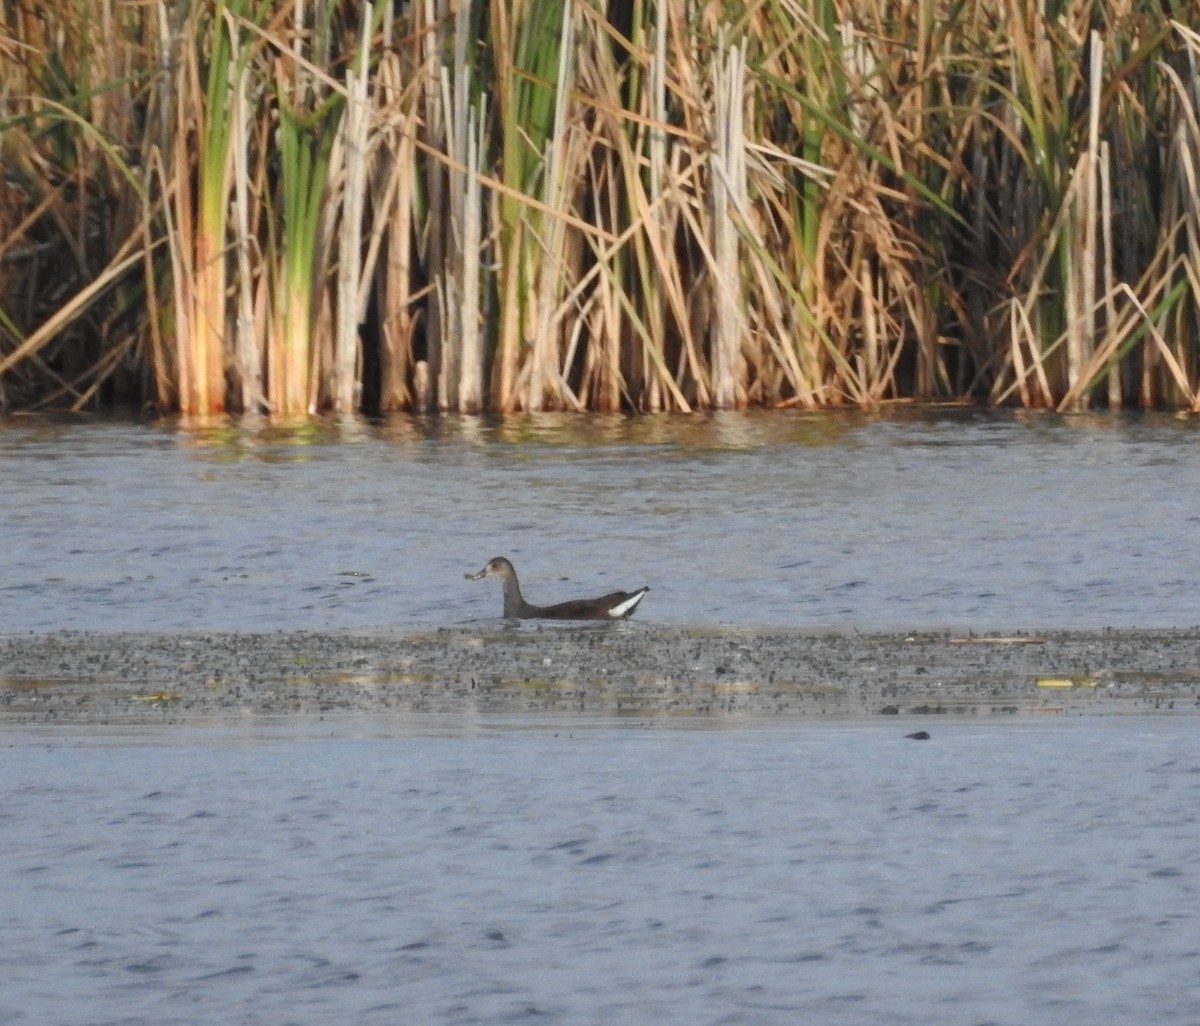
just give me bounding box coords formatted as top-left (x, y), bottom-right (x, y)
top-left (1, 0), bottom-right (1199, 415)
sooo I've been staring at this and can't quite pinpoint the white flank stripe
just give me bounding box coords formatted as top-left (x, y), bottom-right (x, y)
top-left (607, 588), bottom-right (648, 618)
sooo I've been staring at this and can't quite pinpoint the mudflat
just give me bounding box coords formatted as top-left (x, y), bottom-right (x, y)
top-left (2, 625), bottom-right (1198, 726)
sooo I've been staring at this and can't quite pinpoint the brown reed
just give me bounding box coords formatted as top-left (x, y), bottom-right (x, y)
top-left (1, 0), bottom-right (1199, 415)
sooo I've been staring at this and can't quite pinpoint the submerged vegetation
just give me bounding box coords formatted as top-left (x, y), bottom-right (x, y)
top-left (1, 0), bottom-right (1199, 416)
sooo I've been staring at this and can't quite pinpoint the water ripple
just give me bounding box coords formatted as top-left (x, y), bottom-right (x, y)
top-left (3, 409), bottom-right (1200, 632)
top-left (8, 719), bottom-right (1196, 1025)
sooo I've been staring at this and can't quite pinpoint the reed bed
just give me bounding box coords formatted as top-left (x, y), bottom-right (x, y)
top-left (1, 0), bottom-right (1199, 415)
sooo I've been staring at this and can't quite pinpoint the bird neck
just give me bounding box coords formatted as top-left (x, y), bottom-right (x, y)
top-left (501, 574), bottom-right (527, 618)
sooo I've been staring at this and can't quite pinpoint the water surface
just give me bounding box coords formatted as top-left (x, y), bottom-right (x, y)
top-left (5, 414), bottom-right (1196, 1024)
top-left (2, 408), bottom-right (1198, 632)
top-left (3, 717), bottom-right (1197, 1026)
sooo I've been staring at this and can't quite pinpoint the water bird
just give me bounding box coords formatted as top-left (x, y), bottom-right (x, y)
top-left (466, 557), bottom-right (648, 621)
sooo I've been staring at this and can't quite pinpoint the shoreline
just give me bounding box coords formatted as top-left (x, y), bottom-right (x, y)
top-left (3, 625), bottom-right (1199, 726)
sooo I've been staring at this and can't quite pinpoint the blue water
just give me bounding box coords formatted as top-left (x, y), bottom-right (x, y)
top-left (5, 410), bottom-right (1199, 1025)
top-left (3, 717), bottom-right (1198, 1026)
top-left (2, 407), bottom-right (1199, 632)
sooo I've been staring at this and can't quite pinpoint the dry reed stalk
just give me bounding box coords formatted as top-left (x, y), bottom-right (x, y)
top-left (1161, 26), bottom-right (1200, 410)
top-left (584, 107), bottom-right (695, 412)
top-left (227, 7), bottom-right (262, 414)
top-left (611, 8), bottom-right (671, 412)
top-left (524, 4), bottom-right (579, 412)
top-left (457, 111), bottom-right (486, 412)
top-left (433, 4), bottom-right (467, 412)
top-left (4, 0), bottom-right (1200, 415)
top-left (626, 4), bottom-right (720, 410)
top-left (0, 233), bottom-right (146, 377)
top-left (412, 0), bottom-right (449, 412)
top-left (0, 5), bottom-right (159, 407)
top-left (372, 49), bottom-right (418, 412)
top-left (1060, 30), bottom-right (1103, 410)
top-left (488, 0), bottom-right (524, 412)
top-left (639, 0), bottom-right (671, 410)
top-left (330, 4), bottom-right (374, 413)
top-left (1057, 271), bottom-right (1192, 411)
top-left (572, 20), bottom-right (642, 411)
top-left (140, 153), bottom-right (171, 410)
top-left (1101, 141), bottom-right (1120, 409)
top-left (438, 60), bottom-right (486, 412)
top-left (709, 41), bottom-right (747, 409)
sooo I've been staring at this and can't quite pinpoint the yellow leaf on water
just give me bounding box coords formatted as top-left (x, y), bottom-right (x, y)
top-left (1035, 677), bottom-right (1098, 689)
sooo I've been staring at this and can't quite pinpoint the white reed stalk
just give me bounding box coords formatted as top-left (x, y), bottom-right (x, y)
top-left (650, 3), bottom-right (667, 202)
top-left (457, 106), bottom-right (485, 412)
top-left (438, 64), bottom-right (461, 410)
top-left (1064, 30), bottom-right (1102, 409)
top-left (1101, 141), bottom-right (1120, 408)
top-left (710, 40), bottom-right (746, 408)
top-left (528, 2), bottom-right (577, 410)
top-left (228, 14), bottom-right (260, 413)
top-left (332, 3), bottom-right (372, 412)
top-left (415, 0), bottom-right (448, 412)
